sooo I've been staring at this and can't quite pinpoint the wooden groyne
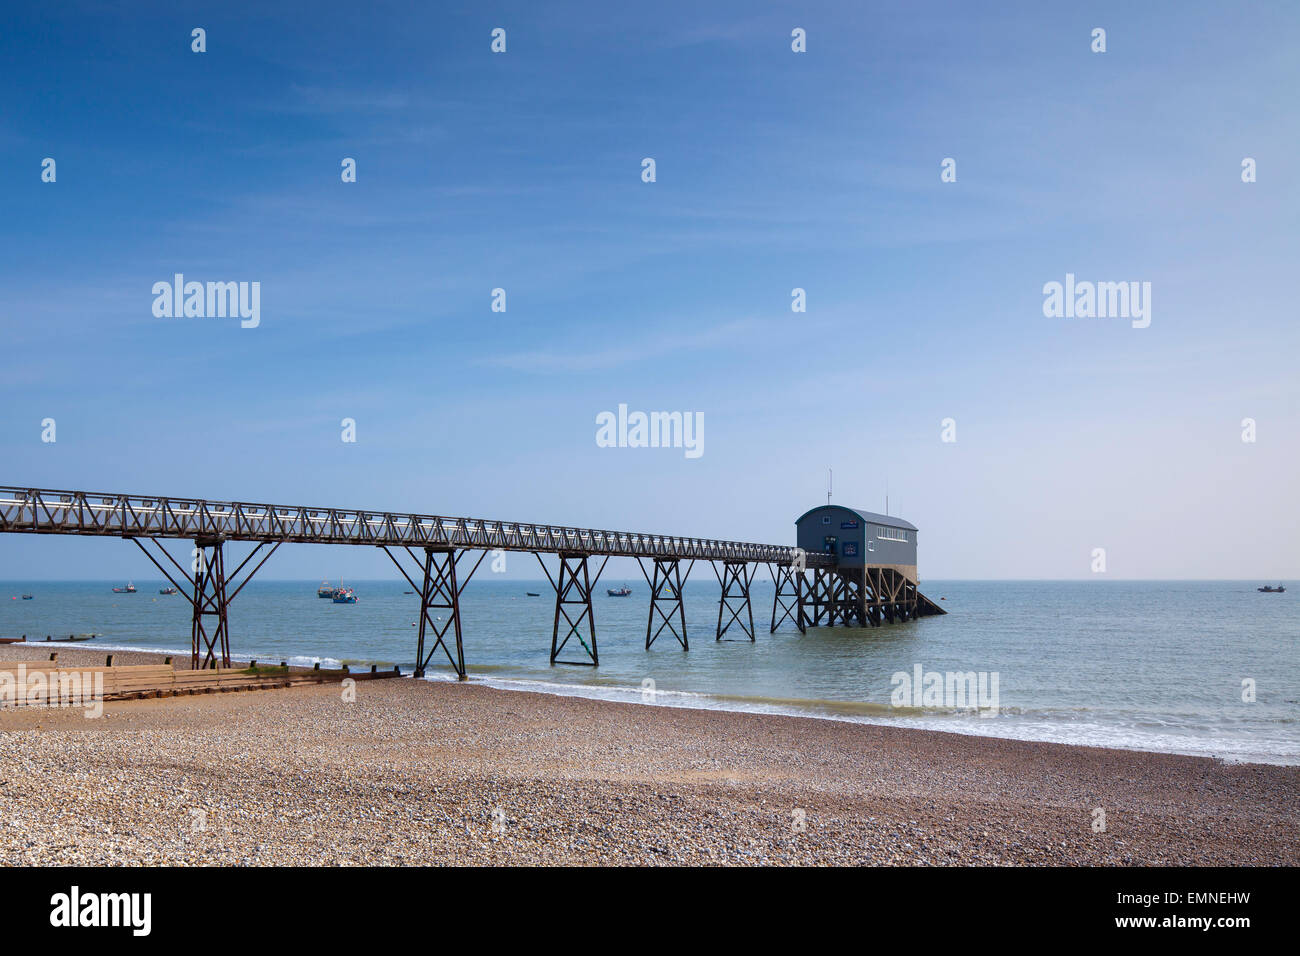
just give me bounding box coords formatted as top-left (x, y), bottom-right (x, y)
top-left (0, 657), bottom-right (400, 706)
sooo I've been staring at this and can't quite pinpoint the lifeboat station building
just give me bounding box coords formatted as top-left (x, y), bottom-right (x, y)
top-left (785, 505), bottom-right (941, 628)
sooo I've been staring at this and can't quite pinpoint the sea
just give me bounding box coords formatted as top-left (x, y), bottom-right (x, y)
top-left (3, 579), bottom-right (1296, 765)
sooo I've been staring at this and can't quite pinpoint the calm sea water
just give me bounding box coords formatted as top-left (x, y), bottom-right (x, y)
top-left (3, 579), bottom-right (1296, 765)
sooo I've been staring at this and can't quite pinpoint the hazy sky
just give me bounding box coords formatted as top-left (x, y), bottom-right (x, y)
top-left (2, 1), bottom-right (1297, 580)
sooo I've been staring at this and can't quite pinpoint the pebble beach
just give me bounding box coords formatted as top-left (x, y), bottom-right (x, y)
top-left (1, 645), bottom-right (1296, 866)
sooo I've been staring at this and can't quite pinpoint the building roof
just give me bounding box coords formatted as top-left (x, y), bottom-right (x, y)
top-left (795, 505), bottom-right (918, 532)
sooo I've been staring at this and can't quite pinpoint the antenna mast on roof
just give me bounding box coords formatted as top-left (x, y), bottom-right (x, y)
top-left (827, 467), bottom-right (833, 505)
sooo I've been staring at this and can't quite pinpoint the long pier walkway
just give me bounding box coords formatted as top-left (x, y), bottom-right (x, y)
top-left (0, 486), bottom-right (941, 679)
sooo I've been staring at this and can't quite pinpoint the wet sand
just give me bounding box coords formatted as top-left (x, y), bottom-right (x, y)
top-left (1, 645), bottom-right (1296, 865)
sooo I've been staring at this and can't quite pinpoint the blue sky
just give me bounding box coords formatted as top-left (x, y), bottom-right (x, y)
top-left (2, 1), bottom-right (1298, 580)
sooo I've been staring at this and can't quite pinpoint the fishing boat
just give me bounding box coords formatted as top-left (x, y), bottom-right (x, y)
top-left (607, 586), bottom-right (632, 597)
top-left (332, 586), bottom-right (358, 604)
top-left (21, 594), bottom-right (33, 600)
top-left (1257, 584), bottom-right (1287, 593)
top-left (317, 581), bottom-right (339, 599)
top-left (159, 586), bottom-right (178, 595)
top-left (112, 582), bottom-right (137, 593)
top-left (526, 591), bottom-right (540, 597)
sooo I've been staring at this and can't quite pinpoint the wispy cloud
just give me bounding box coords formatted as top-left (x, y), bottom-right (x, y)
top-left (279, 84), bottom-right (413, 113)
top-left (479, 317), bottom-right (767, 373)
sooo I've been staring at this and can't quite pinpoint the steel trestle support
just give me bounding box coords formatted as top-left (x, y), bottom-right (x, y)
top-left (536, 552), bottom-right (608, 666)
top-left (769, 562), bottom-right (806, 633)
top-left (383, 545), bottom-right (486, 680)
top-left (638, 557), bottom-right (693, 650)
top-left (713, 560), bottom-right (756, 642)
top-left (130, 534), bottom-right (281, 669)
top-left (797, 566), bottom-right (921, 629)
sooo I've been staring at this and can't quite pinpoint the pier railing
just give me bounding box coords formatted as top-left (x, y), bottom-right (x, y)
top-left (0, 486), bottom-right (828, 566)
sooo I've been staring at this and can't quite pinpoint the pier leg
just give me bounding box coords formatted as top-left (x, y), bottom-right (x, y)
top-left (538, 552), bottom-right (607, 666)
top-left (769, 562), bottom-right (805, 634)
top-left (807, 567), bottom-right (838, 627)
top-left (417, 548), bottom-right (463, 679)
top-left (830, 571), bottom-right (848, 626)
top-left (802, 569), bottom-right (820, 627)
top-left (878, 568), bottom-right (915, 623)
top-left (843, 568), bottom-right (920, 627)
top-left (841, 568), bottom-right (866, 626)
top-left (383, 546), bottom-right (486, 680)
top-left (131, 534), bottom-right (280, 670)
top-left (714, 560), bottom-right (756, 642)
top-left (863, 568), bottom-right (879, 626)
top-left (640, 557), bottom-right (693, 650)
top-left (191, 538), bottom-right (229, 670)
top-left (801, 568), bottom-right (874, 628)
top-left (903, 576), bottom-right (918, 621)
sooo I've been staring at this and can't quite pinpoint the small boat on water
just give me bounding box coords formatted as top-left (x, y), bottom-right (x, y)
top-left (333, 586), bottom-right (358, 604)
top-left (112, 582), bottom-right (137, 593)
top-left (21, 594), bottom-right (33, 600)
top-left (526, 591), bottom-right (540, 597)
top-left (607, 586), bottom-right (632, 597)
top-left (317, 581), bottom-right (339, 599)
top-left (159, 586), bottom-right (178, 595)
top-left (1258, 584), bottom-right (1287, 593)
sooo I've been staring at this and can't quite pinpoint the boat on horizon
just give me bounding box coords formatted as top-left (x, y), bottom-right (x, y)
top-left (159, 586), bottom-right (178, 595)
top-left (317, 580), bottom-right (339, 598)
top-left (112, 582), bottom-right (136, 593)
top-left (332, 586), bottom-right (358, 604)
top-left (607, 586), bottom-right (632, 597)
top-left (1257, 584), bottom-right (1286, 593)
top-left (526, 591), bottom-right (540, 597)
top-left (21, 594), bottom-right (33, 600)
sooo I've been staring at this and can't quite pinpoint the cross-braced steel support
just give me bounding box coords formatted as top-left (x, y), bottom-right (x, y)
top-left (802, 567), bottom-right (831, 627)
top-left (802, 567), bottom-right (867, 628)
top-left (638, 557), bottom-right (693, 650)
top-left (383, 546), bottom-right (486, 680)
top-left (864, 567), bottom-right (918, 624)
top-left (536, 552), bottom-right (607, 666)
top-left (130, 534), bottom-right (281, 669)
top-left (799, 566), bottom-right (924, 629)
top-left (190, 539), bottom-right (230, 669)
top-left (769, 562), bottom-right (806, 633)
top-left (713, 560), bottom-right (756, 642)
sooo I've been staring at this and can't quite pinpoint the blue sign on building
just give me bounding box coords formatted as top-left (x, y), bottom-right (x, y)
top-left (840, 520), bottom-right (859, 529)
